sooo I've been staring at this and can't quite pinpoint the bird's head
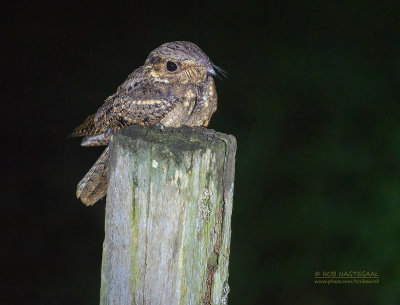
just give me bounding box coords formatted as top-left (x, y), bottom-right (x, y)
top-left (144, 41), bottom-right (222, 84)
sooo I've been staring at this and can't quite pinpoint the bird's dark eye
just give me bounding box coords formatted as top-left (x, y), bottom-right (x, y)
top-left (166, 61), bottom-right (178, 72)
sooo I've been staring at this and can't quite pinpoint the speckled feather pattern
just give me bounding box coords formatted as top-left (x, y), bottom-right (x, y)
top-left (72, 41), bottom-right (218, 205)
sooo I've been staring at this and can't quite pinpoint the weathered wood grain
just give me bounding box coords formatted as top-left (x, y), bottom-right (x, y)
top-left (100, 125), bottom-right (236, 305)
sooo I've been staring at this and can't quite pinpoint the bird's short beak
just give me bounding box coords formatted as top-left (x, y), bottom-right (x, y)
top-left (207, 65), bottom-right (216, 76)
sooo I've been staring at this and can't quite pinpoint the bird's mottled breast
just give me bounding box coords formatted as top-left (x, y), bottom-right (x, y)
top-left (160, 74), bottom-right (217, 127)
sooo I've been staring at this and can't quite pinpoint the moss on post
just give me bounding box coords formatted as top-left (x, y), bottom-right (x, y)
top-left (100, 125), bottom-right (236, 305)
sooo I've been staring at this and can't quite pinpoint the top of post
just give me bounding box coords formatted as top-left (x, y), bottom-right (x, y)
top-left (112, 125), bottom-right (236, 153)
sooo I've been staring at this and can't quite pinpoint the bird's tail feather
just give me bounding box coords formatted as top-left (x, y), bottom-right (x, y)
top-left (81, 133), bottom-right (109, 147)
top-left (76, 145), bottom-right (110, 205)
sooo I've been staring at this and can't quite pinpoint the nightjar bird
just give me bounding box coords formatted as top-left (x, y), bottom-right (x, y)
top-left (71, 41), bottom-right (222, 205)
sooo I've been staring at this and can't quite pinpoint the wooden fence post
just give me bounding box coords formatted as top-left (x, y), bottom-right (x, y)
top-left (100, 125), bottom-right (236, 305)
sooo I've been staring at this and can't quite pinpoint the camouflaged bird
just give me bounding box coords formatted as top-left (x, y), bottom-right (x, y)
top-left (72, 41), bottom-right (222, 205)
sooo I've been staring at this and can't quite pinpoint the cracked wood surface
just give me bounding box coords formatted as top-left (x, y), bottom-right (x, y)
top-left (100, 125), bottom-right (236, 305)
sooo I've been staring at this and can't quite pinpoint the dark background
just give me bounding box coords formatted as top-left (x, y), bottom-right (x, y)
top-left (2, 1), bottom-right (400, 304)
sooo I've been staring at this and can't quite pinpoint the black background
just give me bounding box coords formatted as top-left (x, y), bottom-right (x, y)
top-left (3, 1), bottom-right (400, 304)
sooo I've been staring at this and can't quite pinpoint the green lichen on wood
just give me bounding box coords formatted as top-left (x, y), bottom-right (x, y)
top-left (100, 125), bottom-right (236, 305)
